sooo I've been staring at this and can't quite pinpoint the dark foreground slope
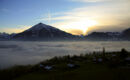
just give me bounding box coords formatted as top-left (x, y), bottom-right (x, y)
top-left (0, 49), bottom-right (130, 80)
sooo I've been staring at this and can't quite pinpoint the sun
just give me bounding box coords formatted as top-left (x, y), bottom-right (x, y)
top-left (67, 19), bottom-right (98, 35)
top-left (53, 19), bottom-right (98, 35)
top-left (77, 20), bottom-right (98, 34)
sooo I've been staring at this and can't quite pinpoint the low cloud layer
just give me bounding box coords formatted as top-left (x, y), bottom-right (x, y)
top-left (0, 41), bottom-right (130, 69)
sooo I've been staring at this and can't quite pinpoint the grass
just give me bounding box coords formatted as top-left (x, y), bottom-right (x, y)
top-left (0, 48), bottom-right (130, 80)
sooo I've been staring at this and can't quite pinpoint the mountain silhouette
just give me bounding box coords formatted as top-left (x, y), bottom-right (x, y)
top-left (13, 23), bottom-right (76, 40)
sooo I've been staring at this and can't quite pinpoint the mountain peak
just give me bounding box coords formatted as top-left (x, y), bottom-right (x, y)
top-left (27, 22), bottom-right (52, 31)
top-left (37, 22), bottom-right (46, 26)
top-left (38, 22), bottom-right (43, 25)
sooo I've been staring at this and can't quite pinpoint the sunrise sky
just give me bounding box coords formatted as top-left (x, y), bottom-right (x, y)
top-left (0, 0), bottom-right (130, 35)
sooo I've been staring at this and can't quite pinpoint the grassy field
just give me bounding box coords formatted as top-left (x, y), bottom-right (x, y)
top-left (0, 48), bottom-right (130, 80)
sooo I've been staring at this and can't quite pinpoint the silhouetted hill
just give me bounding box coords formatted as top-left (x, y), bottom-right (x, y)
top-left (85, 32), bottom-right (121, 41)
top-left (121, 28), bottom-right (130, 40)
top-left (85, 28), bottom-right (130, 41)
top-left (0, 32), bottom-right (12, 40)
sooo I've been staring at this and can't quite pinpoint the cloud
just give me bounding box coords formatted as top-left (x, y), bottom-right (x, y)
top-left (41, 16), bottom-right (77, 21)
top-left (37, 0), bottom-right (130, 35)
top-left (66, 29), bottom-right (84, 35)
top-left (69, 0), bottom-right (111, 3)
top-left (0, 25), bottom-right (31, 33)
top-left (69, 0), bottom-right (130, 3)
top-left (48, 0), bottom-right (130, 35)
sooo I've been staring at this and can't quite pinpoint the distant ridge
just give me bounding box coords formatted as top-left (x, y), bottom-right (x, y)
top-left (121, 28), bottom-right (130, 40)
top-left (85, 28), bottom-right (130, 41)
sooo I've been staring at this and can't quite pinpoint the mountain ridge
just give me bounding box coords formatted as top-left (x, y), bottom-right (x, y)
top-left (0, 23), bottom-right (130, 41)
top-left (85, 28), bottom-right (130, 41)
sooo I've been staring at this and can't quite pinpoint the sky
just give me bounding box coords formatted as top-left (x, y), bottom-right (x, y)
top-left (0, 0), bottom-right (130, 35)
